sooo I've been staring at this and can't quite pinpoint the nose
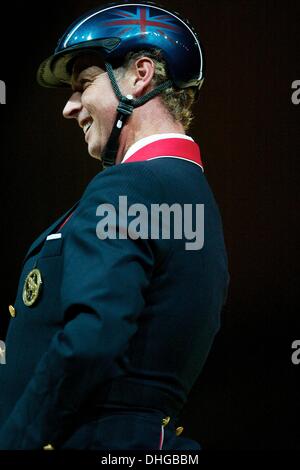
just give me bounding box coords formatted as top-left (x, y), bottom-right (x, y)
top-left (62, 91), bottom-right (82, 119)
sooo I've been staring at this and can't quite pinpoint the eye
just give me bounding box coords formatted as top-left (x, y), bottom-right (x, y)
top-left (80, 79), bottom-right (91, 91)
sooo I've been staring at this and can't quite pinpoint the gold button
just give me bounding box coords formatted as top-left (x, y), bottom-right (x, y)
top-left (8, 305), bottom-right (16, 318)
top-left (43, 443), bottom-right (54, 450)
top-left (176, 426), bottom-right (184, 436)
top-left (162, 416), bottom-right (171, 427)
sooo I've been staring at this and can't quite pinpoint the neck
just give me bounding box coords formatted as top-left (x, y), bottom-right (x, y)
top-left (114, 97), bottom-right (186, 165)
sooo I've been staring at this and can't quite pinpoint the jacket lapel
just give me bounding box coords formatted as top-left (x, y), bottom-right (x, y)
top-left (22, 201), bottom-right (79, 264)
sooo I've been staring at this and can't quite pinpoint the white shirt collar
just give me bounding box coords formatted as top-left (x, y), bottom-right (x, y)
top-left (121, 133), bottom-right (194, 164)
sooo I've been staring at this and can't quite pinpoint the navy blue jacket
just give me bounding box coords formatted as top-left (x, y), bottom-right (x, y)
top-left (0, 156), bottom-right (229, 449)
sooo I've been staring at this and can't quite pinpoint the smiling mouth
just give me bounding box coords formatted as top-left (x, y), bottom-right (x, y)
top-left (84, 122), bottom-right (93, 142)
top-left (83, 121), bottom-right (92, 134)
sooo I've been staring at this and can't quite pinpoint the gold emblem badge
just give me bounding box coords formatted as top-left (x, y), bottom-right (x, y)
top-left (22, 269), bottom-right (43, 306)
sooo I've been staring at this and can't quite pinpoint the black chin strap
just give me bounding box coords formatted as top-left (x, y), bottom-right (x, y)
top-left (102, 62), bottom-right (172, 169)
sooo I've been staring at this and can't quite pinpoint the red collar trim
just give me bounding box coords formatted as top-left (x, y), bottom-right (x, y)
top-left (122, 138), bottom-right (203, 170)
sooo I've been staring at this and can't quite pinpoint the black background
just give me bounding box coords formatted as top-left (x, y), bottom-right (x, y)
top-left (0, 0), bottom-right (299, 450)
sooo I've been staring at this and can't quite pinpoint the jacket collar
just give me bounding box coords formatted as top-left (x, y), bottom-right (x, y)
top-left (121, 133), bottom-right (203, 170)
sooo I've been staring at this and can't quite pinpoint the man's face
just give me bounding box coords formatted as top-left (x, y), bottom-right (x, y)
top-left (63, 54), bottom-right (124, 160)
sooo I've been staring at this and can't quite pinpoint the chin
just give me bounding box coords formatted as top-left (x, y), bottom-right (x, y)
top-left (88, 142), bottom-right (102, 160)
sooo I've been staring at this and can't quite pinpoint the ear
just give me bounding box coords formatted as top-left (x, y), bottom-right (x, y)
top-left (132, 57), bottom-right (155, 97)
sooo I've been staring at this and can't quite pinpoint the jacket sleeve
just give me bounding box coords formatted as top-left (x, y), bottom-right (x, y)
top-left (0, 163), bottom-right (166, 449)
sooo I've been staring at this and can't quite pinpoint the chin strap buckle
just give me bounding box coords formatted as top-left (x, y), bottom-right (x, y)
top-left (117, 95), bottom-right (134, 116)
top-left (115, 95), bottom-right (134, 129)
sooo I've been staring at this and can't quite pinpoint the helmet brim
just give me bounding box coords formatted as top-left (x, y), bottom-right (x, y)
top-left (37, 52), bottom-right (79, 88)
top-left (37, 38), bottom-right (121, 88)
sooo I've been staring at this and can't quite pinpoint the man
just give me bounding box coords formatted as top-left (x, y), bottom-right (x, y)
top-left (0, 2), bottom-right (229, 450)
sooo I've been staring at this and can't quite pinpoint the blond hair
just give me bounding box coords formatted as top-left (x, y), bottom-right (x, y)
top-left (117, 49), bottom-right (199, 130)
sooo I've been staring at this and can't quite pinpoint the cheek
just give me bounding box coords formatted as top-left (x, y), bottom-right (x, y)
top-left (82, 92), bottom-right (113, 116)
top-left (81, 83), bottom-right (119, 126)
top-left (81, 90), bottom-right (98, 114)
